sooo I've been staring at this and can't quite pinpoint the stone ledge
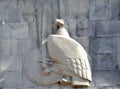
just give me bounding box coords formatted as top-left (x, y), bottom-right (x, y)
top-left (96, 21), bottom-right (120, 37)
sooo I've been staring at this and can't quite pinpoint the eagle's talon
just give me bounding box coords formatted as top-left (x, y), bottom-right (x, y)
top-left (42, 67), bottom-right (51, 75)
top-left (58, 78), bottom-right (71, 85)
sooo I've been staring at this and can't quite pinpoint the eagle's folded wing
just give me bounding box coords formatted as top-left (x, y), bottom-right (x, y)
top-left (47, 35), bottom-right (92, 81)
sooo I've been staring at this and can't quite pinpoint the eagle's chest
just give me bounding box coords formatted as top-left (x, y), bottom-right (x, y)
top-left (57, 27), bottom-right (70, 38)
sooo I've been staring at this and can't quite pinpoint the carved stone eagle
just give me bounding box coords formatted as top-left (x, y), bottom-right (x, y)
top-left (47, 19), bottom-right (92, 87)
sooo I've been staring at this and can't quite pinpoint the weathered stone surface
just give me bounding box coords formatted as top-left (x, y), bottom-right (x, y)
top-left (17, 39), bottom-right (28, 55)
top-left (116, 54), bottom-right (120, 71)
top-left (116, 38), bottom-right (120, 53)
top-left (88, 86), bottom-right (98, 89)
top-left (112, 87), bottom-right (120, 89)
top-left (89, 38), bottom-right (97, 55)
top-left (93, 71), bottom-right (120, 86)
top-left (0, 14), bottom-right (5, 22)
top-left (67, 19), bottom-right (76, 38)
top-left (22, 13), bottom-right (34, 22)
top-left (54, 86), bottom-right (73, 89)
top-left (0, 0), bottom-right (120, 89)
top-left (89, 0), bottom-right (109, 20)
top-left (109, 0), bottom-right (120, 20)
top-left (6, 56), bottom-right (23, 72)
top-left (22, 0), bottom-right (35, 14)
top-left (0, 24), bottom-right (11, 40)
top-left (76, 21), bottom-right (95, 37)
top-left (98, 86), bottom-right (116, 89)
top-left (0, 56), bottom-right (17, 72)
top-left (17, 39), bottom-right (36, 55)
top-left (96, 21), bottom-right (120, 37)
top-left (1, 23), bottom-right (29, 39)
top-left (5, 0), bottom-right (20, 23)
top-left (76, 37), bottom-right (90, 52)
top-left (90, 37), bottom-right (118, 54)
top-left (22, 87), bottom-right (43, 89)
top-left (0, 0), bottom-right (6, 13)
top-left (71, 0), bottom-right (89, 19)
top-left (59, 0), bottom-right (71, 19)
top-left (89, 38), bottom-right (118, 55)
top-left (3, 72), bottom-right (22, 88)
top-left (0, 39), bottom-right (17, 55)
top-left (92, 54), bottom-right (116, 70)
top-left (2, 88), bottom-right (17, 89)
top-left (48, 86), bottom-right (59, 89)
top-left (22, 72), bottom-right (37, 88)
top-left (29, 22), bottom-right (37, 40)
top-left (10, 23), bottom-right (29, 39)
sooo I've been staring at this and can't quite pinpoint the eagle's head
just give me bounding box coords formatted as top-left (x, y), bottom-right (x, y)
top-left (56, 19), bottom-right (64, 28)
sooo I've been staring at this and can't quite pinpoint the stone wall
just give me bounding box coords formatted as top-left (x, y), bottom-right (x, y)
top-left (0, 0), bottom-right (120, 89)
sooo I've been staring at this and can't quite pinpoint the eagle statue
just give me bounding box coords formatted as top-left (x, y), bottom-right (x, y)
top-left (46, 19), bottom-right (92, 87)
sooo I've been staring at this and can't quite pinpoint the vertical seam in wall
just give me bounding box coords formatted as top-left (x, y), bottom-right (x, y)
top-left (88, 0), bottom-right (90, 20)
top-left (119, 0), bottom-right (120, 20)
top-left (57, 0), bottom-right (60, 18)
top-left (35, 9), bottom-right (40, 48)
top-left (34, 0), bottom-right (40, 48)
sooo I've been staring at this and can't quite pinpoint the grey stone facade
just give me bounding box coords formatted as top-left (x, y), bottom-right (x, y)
top-left (0, 0), bottom-right (120, 89)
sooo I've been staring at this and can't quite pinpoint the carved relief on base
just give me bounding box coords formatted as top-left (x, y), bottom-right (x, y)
top-left (24, 46), bottom-right (91, 87)
top-left (24, 48), bottom-right (60, 86)
top-left (24, 19), bottom-right (92, 88)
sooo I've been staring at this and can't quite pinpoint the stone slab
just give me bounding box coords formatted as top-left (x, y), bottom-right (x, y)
top-left (89, 0), bottom-right (109, 20)
top-left (59, 0), bottom-right (71, 19)
top-left (0, 0), bottom-right (6, 13)
top-left (109, 0), bottom-right (120, 20)
top-left (1, 23), bottom-right (29, 39)
top-left (92, 54), bottom-right (116, 70)
top-left (93, 71), bottom-right (120, 86)
top-left (71, 0), bottom-right (89, 19)
top-left (29, 22), bottom-right (37, 40)
top-left (116, 54), bottom-right (120, 71)
top-left (0, 24), bottom-right (11, 40)
top-left (2, 72), bottom-right (22, 88)
top-left (10, 23), bottom-right (29, 39)
top-left (90, 37), bottom-right (118, 54)
top-left (3, 88), bottom-right (17, 89)
top-left (22, 13), bottom-right (34, 22)
top-left (22, 0), bottom-right (35, 13)
top-left (5, 0), bottom-right (20, 23)
top-left (0, 56), bottom-right (17, 72)
top-left (17, 39), bottom-right (37, 55)
top-left (0, 39), bottom-right (17, 55)
top-left (67, 19), bottom-right (76, 38)
top-left (98, 86), bottom-right (115, 89)
top-left (76, 21), bottom-right (95, 37)
top-left (0, 14), bottom-right (5, 22)
top-left (6, 56), bottom-right (23, 72)
top-left (96, 21), bottom-right (120, 37)
top-left (22, 73), bottom-right (37, 88)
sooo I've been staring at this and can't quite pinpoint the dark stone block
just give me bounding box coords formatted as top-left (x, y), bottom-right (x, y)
top-left (89, 0), bottom-right (109, 20)
top-left (76, 21), bottom-right (95, 37)
top-left (109, 0), bottom-right (120, 20)
top-left (5, 0), bottom-right (21, 23)
top-left (96, 21), bottom-right (120, 37)
top-left (90, 37), bottom-right (118, 54)
top-left (71, 0), bottom-right (89, 20)
top-left (92, 54), bottom-right (116, 70)
top-left (93, 71), bottom-right (120, 86)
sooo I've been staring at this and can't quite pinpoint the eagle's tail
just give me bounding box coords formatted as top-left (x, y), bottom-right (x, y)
top-left (72, 75), bottom-right (90, 87)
